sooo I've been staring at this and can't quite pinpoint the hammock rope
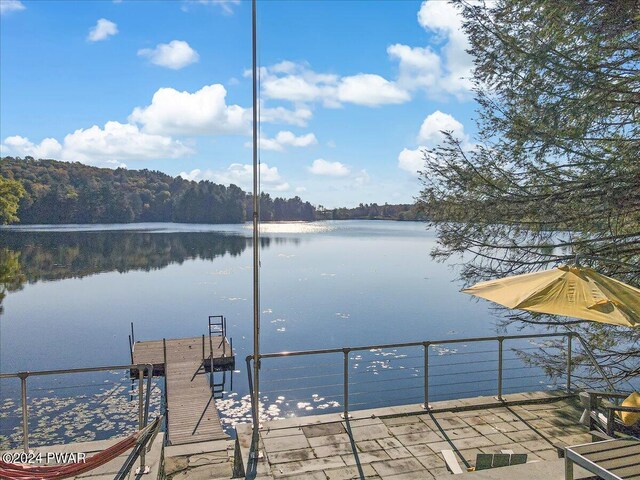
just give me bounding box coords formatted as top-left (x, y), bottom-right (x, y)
top-left (0, 416), bottom-right (161, 480)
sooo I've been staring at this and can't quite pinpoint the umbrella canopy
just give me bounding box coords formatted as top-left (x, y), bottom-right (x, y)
top-left (462, 265), bottom-right (640, 328)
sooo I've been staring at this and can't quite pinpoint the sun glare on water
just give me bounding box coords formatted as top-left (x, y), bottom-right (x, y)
top-left (244, 222), bottom-right (335, 234)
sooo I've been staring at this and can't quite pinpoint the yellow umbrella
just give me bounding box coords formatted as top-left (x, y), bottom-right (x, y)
top-left (462, 265), bottom-right (640, 328)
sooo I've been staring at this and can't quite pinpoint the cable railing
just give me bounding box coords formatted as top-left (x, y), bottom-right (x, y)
top-left (0, 363), bottom-right (155, 454)
top-left (247, 332), bottom-right (613, 423)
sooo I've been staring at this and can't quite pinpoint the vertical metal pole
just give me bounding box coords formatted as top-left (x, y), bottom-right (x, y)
top-left (566, 334), bottom-right (572, 393)
top-left (209, 332), bottom-right (214, 388)
top-left (342, 349), bottom-right (350, 419)
top-left (139, 367), bottom-right (147, 471)
top-left (251, 0), bottom-right (261, 431)
top-left (497, 338), bottom-right (504, 401)
top-left (423, 343), bottom-right (430, 409)
top-left (138, 368), bottom-right (144, 430)
top-left (144, 366), bottom-right (152, 427)
top-left (130, 322), bottom-right (135, 345)
top-left (202, 334), bottom-right (205, 362)
top-left (20, 374), bottom-right (28, 452)
top-left (246, 357), bottom-right (256, 426)
top-left (162, 338), bottom-right (168, 430)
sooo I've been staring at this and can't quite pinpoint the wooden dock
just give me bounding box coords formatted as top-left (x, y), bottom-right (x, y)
top-left (132, 336), bottom-right (234, 445)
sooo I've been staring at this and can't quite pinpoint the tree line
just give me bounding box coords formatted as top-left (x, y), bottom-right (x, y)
top-left (0, 157), bottom-right (316, 224)
top-left (0, 157), bottom-right (420, 224)
top-left (316, 203), bottom-right (425, 221)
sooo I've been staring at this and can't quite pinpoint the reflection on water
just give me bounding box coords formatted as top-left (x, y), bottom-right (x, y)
top-left (0, 229), bottom-right (302, 312)
top-left (1, 221), bottom-right (569, 447)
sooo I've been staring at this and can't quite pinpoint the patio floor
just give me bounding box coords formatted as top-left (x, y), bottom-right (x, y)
top-left (235, 391), bottom-right (596, 479)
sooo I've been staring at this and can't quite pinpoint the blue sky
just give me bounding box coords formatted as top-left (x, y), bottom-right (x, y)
top-left (0, 0), bottom-right (477, 208)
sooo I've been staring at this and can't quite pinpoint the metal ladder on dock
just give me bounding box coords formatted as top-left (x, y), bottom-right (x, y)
top-left (207, 315), bottom-right (228, 396)
top-left (208, 315), bottom-right (227, 359)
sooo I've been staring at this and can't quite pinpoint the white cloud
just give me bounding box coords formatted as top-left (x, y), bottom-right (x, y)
top-left (1, 136), bottom-right (63, 158)
top-left (62, 122), bottom-right (193, 163)
top-left (398, 147), bottom-right (427, 176)
top-left (261, 69), bottom-right (335, 104)
top-left (386, 1), bottom-right (473, 100)
top-left (130, 84), bottom-right (249, 136)
top-left (259, 62), bottom-right (409, 108)
top-left (418, 110), bottom-right (466, 145)
top-left (309, 159), bottom-right (350, 177)
top-left (419, 0), bottom-right (473, 96)
top-left (2, 122), bottom-right (192, 167)
top-left (180, 162), bottom-right (289, 191)
top-left (353, 169), bottom-right (371, 187)
top-left (138, 40), bottom-right (199, 70)
top-left (178, 169), bottom-right (201, 181)
top-left (417, 0), bottom-right (463, 36)
top-left (87, 18), bottom-right (118, 42)
top-left (250, 131), bottom-right (317, 152)
top-left (260, 105), bottom-right (312, 127)
top-left (194, 0), bottom-right (240, 15)
top-left (337, 74), bottom-right (410, 107)
top-left (387, 44), bottom-right (442, 91)
top-left (0, 0), bottom-right (25, 15)
top-left (398, 110), bottom-right (471, 176)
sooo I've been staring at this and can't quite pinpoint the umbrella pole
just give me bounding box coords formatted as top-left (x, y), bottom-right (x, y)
top-left (571, 333), bottom-right (616, 391)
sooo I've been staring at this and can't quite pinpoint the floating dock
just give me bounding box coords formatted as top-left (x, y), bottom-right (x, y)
top-left (131, 335), bottom-right (234, 376)
top-left (132, 334), bottom-right (234, 446)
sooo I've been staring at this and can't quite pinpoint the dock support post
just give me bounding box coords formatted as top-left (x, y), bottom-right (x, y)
top-left (19, 373), bottom-right (28, 452)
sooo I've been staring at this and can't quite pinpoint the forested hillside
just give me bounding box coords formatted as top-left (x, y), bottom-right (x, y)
top-left (316, 203), bottom-right (424, 221)
top-left (0, 157), bottom-right (315, 224)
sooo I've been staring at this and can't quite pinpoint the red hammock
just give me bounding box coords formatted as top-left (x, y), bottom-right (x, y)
top-left (0, 418), bottom-right (158, 480)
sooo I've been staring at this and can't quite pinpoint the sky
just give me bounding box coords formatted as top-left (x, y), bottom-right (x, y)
top-left (0, 0), bottom-right (478, 208)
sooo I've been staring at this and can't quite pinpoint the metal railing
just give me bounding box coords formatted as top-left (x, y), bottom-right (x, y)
top-left (0, 363), bottom-right (154, 453)
top-left (246, 332), bottom-right (613, 422)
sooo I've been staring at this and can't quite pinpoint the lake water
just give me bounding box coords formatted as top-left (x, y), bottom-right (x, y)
top-left (0, 221), bottom-right (562, 447)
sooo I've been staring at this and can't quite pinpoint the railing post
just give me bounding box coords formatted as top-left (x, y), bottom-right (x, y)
top-left (423, 342), bottom-right (430, 409)
top-left (566, 334), bottom-right (572, 393)
top-left (341, 349), bottom-right (351, 419)
top-left (135, 366), bottom-right (149, 474)
top-left (202, 334), bottom-right (205, 362)
top-left (162, 338), bottom-right (169, 430)
top-left (246, 356), bottom-right (257, 426)
top-left (138, 368), bottom-right (144, 430)
top-left (19, 372), bottom-right (29, 452)
top-left (497, 337), bottom-right (504, 401)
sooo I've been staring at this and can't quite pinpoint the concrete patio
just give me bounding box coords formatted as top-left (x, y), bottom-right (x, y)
top-left (235, 391), bottom-right (597, 479)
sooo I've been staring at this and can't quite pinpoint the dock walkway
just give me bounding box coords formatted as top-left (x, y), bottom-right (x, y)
top-left (132, 336), bottom-right (233, 445)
